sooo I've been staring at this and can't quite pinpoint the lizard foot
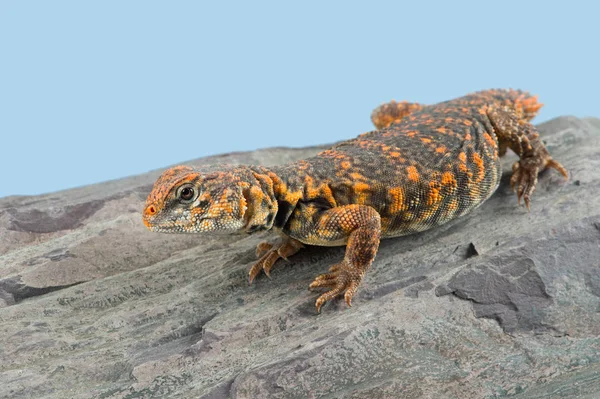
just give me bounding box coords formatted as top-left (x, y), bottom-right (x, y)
top-left (309, 261), bottom-right (363, 313)
top-left (510, 155), bottom-right (568, 210)
top-left (248, 237), bottom-right (303, 283)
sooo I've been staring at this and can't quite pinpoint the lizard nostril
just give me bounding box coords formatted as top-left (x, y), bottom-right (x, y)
top-left (147, 205), bottom-right (157, 215)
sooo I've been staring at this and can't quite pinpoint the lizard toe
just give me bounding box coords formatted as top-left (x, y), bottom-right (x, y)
top-left (310, 262), bottom-right (364, 312)
top-left (546, 159), bottom-right (569, 179)
top-left (248, 237), bottom-right (304, 283)
top-left (248, 249), bottom-right (280, 283)
top-left (511, 159), bottom-right (538, 209)
top-left (255, 241), bottom-right (274, 258)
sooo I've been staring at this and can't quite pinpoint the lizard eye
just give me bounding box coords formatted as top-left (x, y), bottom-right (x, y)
top-left (177, 184), bottom-right (198, 203)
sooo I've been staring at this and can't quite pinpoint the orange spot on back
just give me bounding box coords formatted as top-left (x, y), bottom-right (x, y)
top-left (427, 181), bottom-right (442, 206)
top-left (483, 132), bottom-right (497, 148)
top-left (441, 171), bottom-right (457, 187)
top-left (319, 149), bottom-right (335, 157)
top-left (354, 182), bottom-right (370, 191)
top-left (353, 182), bottom-right (371, 204)
top-left (298, 161), bottom-right (311, 171)
top-left (407, 166), bottom-right (420, 182)
top-left (420, 137), bottom-right (432, 144)
top-left (435, 146), bottom-right (447, 154)
top-left (472, 152), bottom-right (485, 182)
top-left (388, 187), bottom-right (407, 213)
top-left (458, 152), bottom-right (468, 172)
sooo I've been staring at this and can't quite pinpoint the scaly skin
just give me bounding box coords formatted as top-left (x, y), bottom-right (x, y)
top-left (143, 89), bottom-right (568, 312)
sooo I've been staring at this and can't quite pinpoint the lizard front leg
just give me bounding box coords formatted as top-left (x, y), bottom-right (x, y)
top-left (292, 204), bottom-right (381, 312)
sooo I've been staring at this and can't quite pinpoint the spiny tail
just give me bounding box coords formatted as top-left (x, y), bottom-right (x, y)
top-left (487, 88), bottom-right (544, 121)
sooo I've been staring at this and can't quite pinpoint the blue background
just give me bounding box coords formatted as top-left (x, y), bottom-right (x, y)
top-left (1, 1), bottom-right (597, 197)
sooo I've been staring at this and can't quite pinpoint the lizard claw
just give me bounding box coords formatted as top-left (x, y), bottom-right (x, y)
top-left (510, 155), bottom-right (568, 210)
top-left (255, 242), bottom-right (274, 258)
top-left (510, 160), bottom-right (537, 210)
top-left (546, 159), bottom-right (569, 180)
top-left (309, 261), bottom-right (362, 313)
top-left (248, 250), bottom-right (279, 283)
top-left (248, 238), bottom-right (304, 284)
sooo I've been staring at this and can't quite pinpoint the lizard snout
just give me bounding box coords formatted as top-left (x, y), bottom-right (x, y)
top-left (142, 204), bottom-right (158, 228)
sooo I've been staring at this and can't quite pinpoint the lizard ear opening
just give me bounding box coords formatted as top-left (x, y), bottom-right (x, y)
top-left (241, 186), bottom-right (254, 228)
top-left (240, 187), bottom-right (249, 216)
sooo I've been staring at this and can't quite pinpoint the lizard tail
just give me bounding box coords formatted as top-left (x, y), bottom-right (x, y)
top-left (500, 89), bottom-right (543, 121)
top-left (477, 89), bottom-right (543, 121)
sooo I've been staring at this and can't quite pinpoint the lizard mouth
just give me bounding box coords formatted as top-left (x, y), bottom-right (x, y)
top-left (143, 212), bottom-right (202, 233)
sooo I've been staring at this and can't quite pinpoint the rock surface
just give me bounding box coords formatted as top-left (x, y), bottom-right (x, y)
top-left (1, 116), bottom-right (599, 399)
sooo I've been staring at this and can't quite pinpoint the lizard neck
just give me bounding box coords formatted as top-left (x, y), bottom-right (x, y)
top-left (248, 164), bottom-right (305, 231)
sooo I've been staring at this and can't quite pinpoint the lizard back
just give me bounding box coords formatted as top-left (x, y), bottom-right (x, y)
top-left (276, 90), bottom-right (536, 238)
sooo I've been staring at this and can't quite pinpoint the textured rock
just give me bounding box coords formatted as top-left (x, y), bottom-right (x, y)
top-left (0, 117), bottom-right (599, 399)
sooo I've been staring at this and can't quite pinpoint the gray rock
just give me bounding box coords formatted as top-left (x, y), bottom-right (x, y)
top-left (0, 117), bottom-right (599, 399)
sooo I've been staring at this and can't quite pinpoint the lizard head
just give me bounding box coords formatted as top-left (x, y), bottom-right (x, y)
top-left (142, 165), bottom-right (278, 234)
top-left (142, 165), bottom-right (249, 234)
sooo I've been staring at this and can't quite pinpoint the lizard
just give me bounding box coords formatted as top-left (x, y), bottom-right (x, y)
top-left (142, 89), bottom-right (568, 312)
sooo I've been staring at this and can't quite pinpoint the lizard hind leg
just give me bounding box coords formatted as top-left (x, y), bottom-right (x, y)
top-left (248, 236), bottom-right (304, 283)
top-left (487, 105), bottom-right (568, 209)
top-left (370, 100), bottom-right (423, 130)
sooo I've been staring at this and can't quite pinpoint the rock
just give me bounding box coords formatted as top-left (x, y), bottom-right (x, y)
top-left (0, 117), bottom-right (599, 399)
